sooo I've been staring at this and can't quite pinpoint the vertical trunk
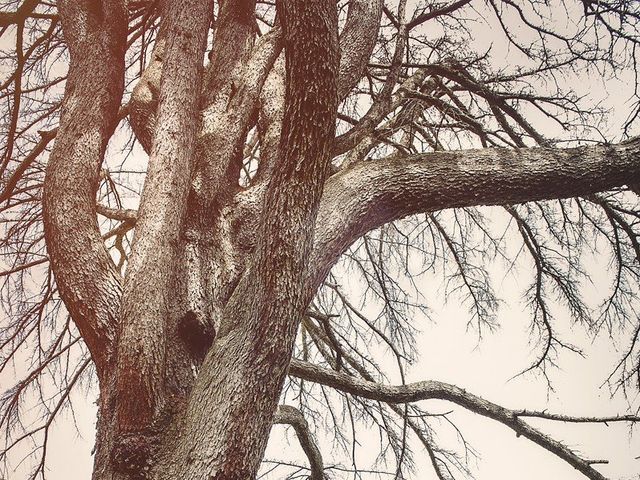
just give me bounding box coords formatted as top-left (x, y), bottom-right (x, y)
top-left (50, 1), bottom-right (341, 478)
top-left (151, 1), bottom-right (340, 479)
top-left (113, 0), bottom-right (212, 472)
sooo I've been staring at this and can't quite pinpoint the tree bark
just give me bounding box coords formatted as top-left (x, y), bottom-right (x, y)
top-left (115, 0), bottom-right (212, 441)
top-left (152, 2), bottom-right (339, 479)
top-left (42, 0), bottom-right (126, 381)
top-left (311, 137), bottom-right (640, 288)
top-left (337, 0), bottom-right (383, 101)
top-left (38, 2), bottom-right (640, 479)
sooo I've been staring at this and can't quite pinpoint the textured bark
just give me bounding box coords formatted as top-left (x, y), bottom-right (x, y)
top-left (42, 0), bottom-right (126, 379)
top-left (199, 0), bottom-right (258, 195)
top-left (337, 0), bottom-right (383, 101)
top-left (115, 0), bottom-right (212, 442)
top-left (173, 4), bottom-right (281, 353)
top-left (153, 2), bottom-right (339, 479)
top-left (311, 137), bottom-right (640, 288)
top-left (37, 2), bottom-right (640, 479)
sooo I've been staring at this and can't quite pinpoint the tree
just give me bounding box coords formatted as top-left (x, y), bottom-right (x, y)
top-left (1, 0), bottom-right (640, 479)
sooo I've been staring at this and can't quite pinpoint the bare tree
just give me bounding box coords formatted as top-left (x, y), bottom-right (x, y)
top-left (1, 0), bottom-right (640, 479)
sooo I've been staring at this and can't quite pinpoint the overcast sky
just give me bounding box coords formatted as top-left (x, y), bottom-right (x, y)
top-left (3, 1), bottom-right (640, 479)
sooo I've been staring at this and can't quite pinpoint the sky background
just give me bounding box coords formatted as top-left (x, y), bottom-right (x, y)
top-left (3, 0), bottom-right (640, 479)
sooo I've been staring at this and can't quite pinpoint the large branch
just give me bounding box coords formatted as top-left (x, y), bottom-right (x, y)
top-left (311, 137), bottom-right (640, 288)
top-left (159, 2), bottom-right (340, 479)
top-left (337, 0), bottom-right (383, 102)
top-left (42, 0), bottom-right (126, 379)
top-left (202, 0), bottom-right (256, 106)
top-left (289, 359), bottom-right (623, 480)
top-left (196, 0), bottom-right (258, 198)
top-left (198, 17), bottom-right (281, 198)
top-left (115, 0), bottom-right (213, 435)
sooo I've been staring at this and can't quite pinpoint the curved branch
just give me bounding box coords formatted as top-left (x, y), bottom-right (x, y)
top-left (273, 405), bottom-right (325, 479)
top-left (311, 137), bottom-right (640, 288)
top-left (42, 0), bottom-right (127, 378)
top-left (289, 359), bottom-right (624, 480)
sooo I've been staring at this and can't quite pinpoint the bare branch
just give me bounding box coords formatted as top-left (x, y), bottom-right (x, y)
top-left (289, 359), bottom-right (627, 480)
top-left (41, 0), bottom-right (127, 377)
top-left (273, 405), bottom-right (325, 479)
top-left (311, 137), bottom-right (640, 288)
top-left (337, 0), bottom-right (383, 102)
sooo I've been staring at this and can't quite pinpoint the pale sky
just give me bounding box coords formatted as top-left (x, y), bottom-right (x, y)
top-left (3, 0), bottom-right (640, 479)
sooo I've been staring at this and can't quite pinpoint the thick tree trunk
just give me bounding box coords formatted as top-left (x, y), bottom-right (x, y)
top-left (93, 1), bottom-right (339, 479)
top-left (148, 2), bottom-right (339, 479)
top-left (114, 0), bottom-right (212, 437)
top-left (39, 1), bottom-right (640, 480)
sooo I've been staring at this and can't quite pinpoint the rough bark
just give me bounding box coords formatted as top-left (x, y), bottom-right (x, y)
top-left (171, 3), bottom-right (282, 363)
top-left (153, 2), bottom-right (339, 479)
top-left (337, 0), bottom-right (384, 101)
top-left (311, 137), bottom-right (640, 288)
top-left (115, 0), bottom-right (212, 449)
top-left (36, 1), bottom-right (640, 479)
top-left (42, 0), bottom-right (126, 379)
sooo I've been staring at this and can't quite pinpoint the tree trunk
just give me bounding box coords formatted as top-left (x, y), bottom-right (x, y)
top-left (38, 1), bottom-right (640, 480)
top-left (82, 1), bottom-right (339, 479)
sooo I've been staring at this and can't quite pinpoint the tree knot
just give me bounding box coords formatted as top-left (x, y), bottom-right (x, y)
top-left (178, 310), bottom-right (216, 361)
top-left (112, 431), bottom-right (159, 478)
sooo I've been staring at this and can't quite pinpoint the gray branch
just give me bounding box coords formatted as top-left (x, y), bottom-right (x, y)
top-left (311, 137), bottom-right (640, 289)
top-left (273, 405), bottom-right (325, 480)
top-left (289, 359), bottom-right (640, 480)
